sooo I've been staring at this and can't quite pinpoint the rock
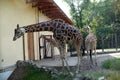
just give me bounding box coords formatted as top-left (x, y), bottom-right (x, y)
top-left (73, 77), bottom-right (80, 80)
top-left (98, 76), bottom-right (105, 80)
top-left (7, 65), bottom-right (27, 80)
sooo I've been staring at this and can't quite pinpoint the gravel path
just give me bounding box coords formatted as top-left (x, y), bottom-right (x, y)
top-left (34, 52), bottom-right (120, 72)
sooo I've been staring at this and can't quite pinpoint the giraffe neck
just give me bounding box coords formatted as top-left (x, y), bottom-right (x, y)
top-left (20, 19), bottom-right (66, 34)
top-left (21, 21), bottom-right (54, 33)
top-left (88, 29), bottom-right (92, 33)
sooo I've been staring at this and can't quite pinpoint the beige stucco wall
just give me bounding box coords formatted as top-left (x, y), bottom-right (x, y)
top-left (0, 0), bottom-right (51, 67)
top-left (0, 0), bottom-right (65, 68)
top-left (0, 0), bottom-right (36, 67)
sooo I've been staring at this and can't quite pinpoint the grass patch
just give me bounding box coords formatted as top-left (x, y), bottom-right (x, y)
top-left (22, 65), bottom-right (72, 80)
top-left (82, 71), bottom-right (105, 79)
top-left (90, 72), bottom-right (104, 79)
top-left (105, 71), bottom-right (120, 80)
top-left (23, 65), bottom-right (52, 80)
top-left (102, 58), bottom-right (120, 70)
top-left (84, 71), bottom-right (120, 80)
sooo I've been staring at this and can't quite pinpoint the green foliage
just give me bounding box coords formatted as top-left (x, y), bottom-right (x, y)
top-left (21, 63), bottom-right (120, 80)
top-left (82, 71), bottom-right (120, 80)
top-left (96, 25), bottom-right (113, 39)
top-left (110, 59), bottom-right (120, 70)
top-left (112, 21), bottom-right (120, 34)
top-left (101, 59), bottom-right (113, 69)
top-left (23, 66), bottom-right (52, 80)
top-left (22, 65), bottom-right (72, 80)
top-left (63, 0), bottom-right (120, 49)
top-left (105, 72), bottom-right (120, 80)
top-left (86, 72), bottom-right (105, 79)
top-left (102, 58), bottom-right (120, 70)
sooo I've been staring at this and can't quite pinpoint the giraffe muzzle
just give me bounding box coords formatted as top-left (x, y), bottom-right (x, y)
top-left (13, 37), bottom-right (16, 41)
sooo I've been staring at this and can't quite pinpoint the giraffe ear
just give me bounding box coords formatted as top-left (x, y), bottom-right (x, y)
top-left (17, 24), bottom-right (19, 29)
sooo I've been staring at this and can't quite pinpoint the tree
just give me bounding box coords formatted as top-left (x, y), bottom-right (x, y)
top-left (63, 0), bottom-right (120, 50)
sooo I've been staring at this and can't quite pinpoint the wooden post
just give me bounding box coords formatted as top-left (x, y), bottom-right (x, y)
top-left (27, 33), bottom-right (35, 60)
top-left (22, 35), bottom-right (25, 60)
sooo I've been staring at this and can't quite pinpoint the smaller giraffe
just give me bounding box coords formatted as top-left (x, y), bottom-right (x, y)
top-left (40, 35), bottom-right (59, 59)
top-left (40, 35), bottom-right (58, 47)
top-left (84, 25), bottom-right (97, 65)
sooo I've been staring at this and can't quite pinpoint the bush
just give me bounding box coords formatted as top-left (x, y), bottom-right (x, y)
top-left (110, 59), bottom-right (120, 70)
top-left (105, 72), bottom-right (120, 80)
top-left (23, 66), bottom-right (52, 80)
top-left (85, 71), bottom-right (120, 80)
top-left (22, 65), bottom-right (72, 80)
top-left (102, 58), bottom-right (120, 70)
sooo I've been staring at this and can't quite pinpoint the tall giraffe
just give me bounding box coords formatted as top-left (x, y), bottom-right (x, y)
top-left (13, 19), bottom-right (83, 72)
top-left (84, 25), bottom-right (97, 65)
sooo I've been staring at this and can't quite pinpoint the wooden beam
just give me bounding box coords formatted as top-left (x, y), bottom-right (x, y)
top-left (27, 33), bottom-right (35, 60)
top-left (26, 0), bottom-right (53, 3)
top-left (42, 9), bottom-right (60, 13)
top-left (32, 2), bottom-right (54, 7)
top-left (38, 6), bottom-right (57, 11)
top-left (45, 12), bottom-right (64, 17)
top-left (38, 0), bottom-right (53, 3)
top-left (46, 14), bottom-right (63, 19)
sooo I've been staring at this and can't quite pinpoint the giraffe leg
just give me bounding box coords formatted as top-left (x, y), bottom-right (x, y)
top-left (59, 46), bottom-right (74, 76)
top-left (75, 44), bottom-right (81, 73)
top-left (60, 46), bottom-right (70, 71)
top-left (62, 47), bottom-right (70, 71)
top-left (87, 50), bottom-right (91, 68)
top-left (94, 47), bottom-right (97, 66)
top-left (90, 49), bottom-right (93, 64)
top-left (59, 47), bottom-right (65, 69)
top-left (54, 40), bottom-right (67, 70)
top-left (87, 50), bottom-right (89, 61)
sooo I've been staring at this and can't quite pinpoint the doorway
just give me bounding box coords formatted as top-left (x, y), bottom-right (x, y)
top-left (39, 35), bottom-right (54, 59)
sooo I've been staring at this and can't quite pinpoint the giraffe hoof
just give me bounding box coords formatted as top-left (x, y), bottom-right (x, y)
top-left (95, 62), bottom-right (97, 66)
top-left (70, 72), bottom-right (74, 77)
top-left (75, 70), bottom-right (80, 74)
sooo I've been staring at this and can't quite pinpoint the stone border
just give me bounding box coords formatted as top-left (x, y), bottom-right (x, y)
top-left (0, 65), bottom-right (15, 73)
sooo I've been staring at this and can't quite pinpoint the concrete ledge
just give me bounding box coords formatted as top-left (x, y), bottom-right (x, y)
top-left (0, 64), bottom-right (15, 73)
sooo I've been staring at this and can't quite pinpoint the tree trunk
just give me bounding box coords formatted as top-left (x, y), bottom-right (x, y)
top-left (115, 33), bottom-right (118, 51)
top-left (111, 34), bottom-right (114, 48)
top-left (101, 37), bottom-right (104, 53)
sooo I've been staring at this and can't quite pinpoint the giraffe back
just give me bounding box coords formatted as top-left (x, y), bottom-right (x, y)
top-left (50, 19), bottom-right (82, 44)
top-left (85, 33), bottom-right (97, 50)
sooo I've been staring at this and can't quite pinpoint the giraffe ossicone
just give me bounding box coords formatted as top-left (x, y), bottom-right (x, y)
top-left (13, 19), bottom-right (83, 73)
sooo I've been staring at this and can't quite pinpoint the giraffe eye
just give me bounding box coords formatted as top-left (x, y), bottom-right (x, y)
top-left (16, 29), bottom-right (22, 34)
top-left (16, 31), bottom-right (19, 34)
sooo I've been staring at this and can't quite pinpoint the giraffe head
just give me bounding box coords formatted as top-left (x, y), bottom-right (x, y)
top-left (83, 25), bottom-right (91, 32)
top-left (13, 24), bottom-right (25, 41)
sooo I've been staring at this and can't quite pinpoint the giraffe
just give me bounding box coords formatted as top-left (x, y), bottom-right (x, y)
top-left (39, 35), bottom-right (58, 47)
top-left (39, 35), bottom-right (58, 59)
top-left (13, 19), bottom-right (83, 73)
top-left (84, 25), bottom-right (97, 65)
